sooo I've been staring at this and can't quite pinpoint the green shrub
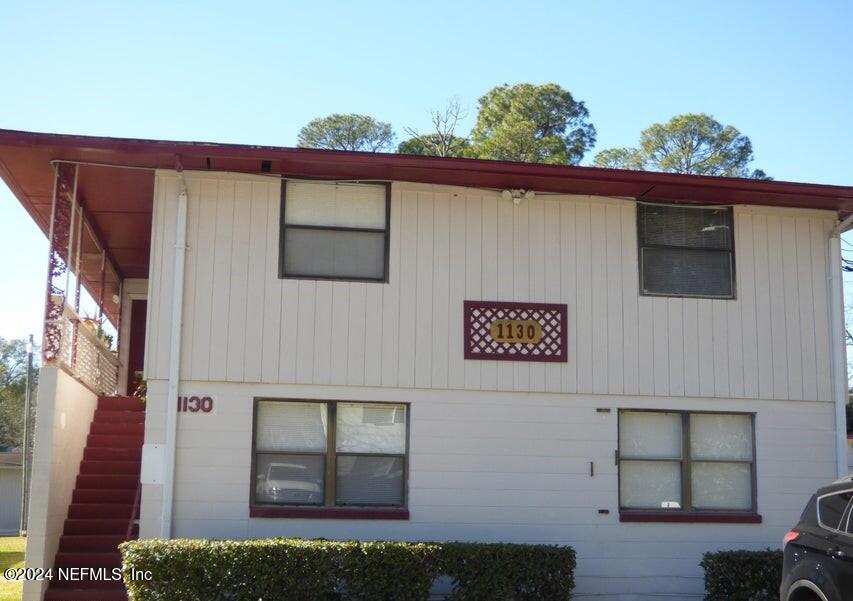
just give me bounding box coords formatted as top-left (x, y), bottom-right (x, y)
top-left (341, 541), bottom-right (440, 601)
top-left (120, 538), bottom-right (575, 601)
top-left (120, 539), bottom-right (340, 601)
top-left (701, 549), bottom-right (783, 601)
top-left (442, 542), bottom-right (576, 601)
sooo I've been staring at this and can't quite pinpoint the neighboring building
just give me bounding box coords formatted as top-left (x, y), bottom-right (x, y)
top-left (0, 451), bottom-right (23, 535)
top-left (2, 128), bottom-right (853, 601)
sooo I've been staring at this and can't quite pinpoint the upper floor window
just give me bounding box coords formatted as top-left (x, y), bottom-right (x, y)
top-left (638, 203), bottom-right (735, 298)
top-left (280, 180), bottom-right (390, 282)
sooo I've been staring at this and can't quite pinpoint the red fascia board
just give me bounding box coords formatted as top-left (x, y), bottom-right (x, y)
top-left (1, 128), bottom-right (852, 212)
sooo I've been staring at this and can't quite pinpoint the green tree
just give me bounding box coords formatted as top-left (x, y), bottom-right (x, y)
top-left (398, 98), bottom-right (470, 158)
top-left (592, 147), bottom-right (645, 171)
top-left (466, 83), bottom-right (596, 165)
top-left (0, 338), bottom-right (32, 449)
top-left (297, 114), bottom-right (395, 152)
top-left (398, 134), bottom-right (469, 157)
top-left (593, 113), bottom-right (770, 178)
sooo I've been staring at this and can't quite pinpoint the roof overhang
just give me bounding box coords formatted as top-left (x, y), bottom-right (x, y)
top-left (2, 128), bottom-right (852, 283)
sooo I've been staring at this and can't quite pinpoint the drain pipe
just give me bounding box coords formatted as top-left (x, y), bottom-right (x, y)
top-left (829, 213), bottom-right (853, 478)
top-left (160, 166), bottom-right (188, 538)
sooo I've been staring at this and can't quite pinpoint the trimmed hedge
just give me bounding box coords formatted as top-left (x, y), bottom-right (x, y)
top-left (701, 549), bottom-right (783, 601)
top-left (442, 542), bottom-right (576, 600)
top-left (120, 538), bottom-right (576, 601)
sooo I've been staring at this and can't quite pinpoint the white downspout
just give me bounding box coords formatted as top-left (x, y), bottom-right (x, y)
top-left (829, 213), bottom-right (853, 478)
top-left (160, 170), bottom-right (189, 538)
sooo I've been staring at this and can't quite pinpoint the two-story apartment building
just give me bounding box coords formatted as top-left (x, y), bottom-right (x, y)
top-left (2, 128), bottom-right (853, 601)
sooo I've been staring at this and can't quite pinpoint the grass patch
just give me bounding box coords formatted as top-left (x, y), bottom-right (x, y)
top-left (0, 536), bottom-right (25, 601)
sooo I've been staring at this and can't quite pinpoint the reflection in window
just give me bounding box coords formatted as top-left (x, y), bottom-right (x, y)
top-left (253, 400), bottom-right (407, 508)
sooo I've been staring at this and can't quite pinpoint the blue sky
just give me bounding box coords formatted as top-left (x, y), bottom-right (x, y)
top-left (1, 0), bottom-right (852, 340)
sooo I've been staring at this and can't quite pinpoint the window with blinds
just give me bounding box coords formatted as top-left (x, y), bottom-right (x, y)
top-left (253, 400), bottom-right (407, 508)
top-left (618, 410), bottom-right (756, 514)
top-left (638, 203), bottom-right (735, 298)
top-left (280, 180), bottom-right (390, 282)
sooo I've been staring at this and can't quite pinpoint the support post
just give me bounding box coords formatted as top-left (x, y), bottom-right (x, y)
top-left (42, 163), bottom-right (78, 365)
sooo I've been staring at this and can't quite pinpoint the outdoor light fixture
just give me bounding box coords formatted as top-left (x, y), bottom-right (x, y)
top-left (501, 189), bottom-right (536, 205)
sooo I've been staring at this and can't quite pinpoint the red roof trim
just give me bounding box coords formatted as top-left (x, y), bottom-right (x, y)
top-left (1, 128), bottom-right (852, 210)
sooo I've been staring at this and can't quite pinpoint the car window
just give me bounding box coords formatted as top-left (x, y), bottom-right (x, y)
top-left (818, 491), bottom-right (853, 531)
top-left (844, 499), bottom-right (853, 535)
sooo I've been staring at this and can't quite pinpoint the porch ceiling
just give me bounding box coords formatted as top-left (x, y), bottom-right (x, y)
top-left (2, 128), bottom-right (853, 284)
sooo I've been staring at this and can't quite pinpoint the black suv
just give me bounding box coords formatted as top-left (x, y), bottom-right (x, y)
top-left (781, 479), bottom-right (853, 601)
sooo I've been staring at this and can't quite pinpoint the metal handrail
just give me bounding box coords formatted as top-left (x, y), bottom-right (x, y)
top-left (125, 481), bottom-right (142, 540)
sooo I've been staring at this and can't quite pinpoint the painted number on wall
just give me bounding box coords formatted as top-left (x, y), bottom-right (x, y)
top-left (177, 396), bottom-right (213, 413)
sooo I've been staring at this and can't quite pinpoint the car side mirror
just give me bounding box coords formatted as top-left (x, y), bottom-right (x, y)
top-left (257, 474), bottom-right (266, 481)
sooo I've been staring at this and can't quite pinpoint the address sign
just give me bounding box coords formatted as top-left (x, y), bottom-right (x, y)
top-left (464, 301), bottom-right (568, 363)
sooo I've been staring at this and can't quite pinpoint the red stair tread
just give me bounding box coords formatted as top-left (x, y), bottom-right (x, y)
top-left (84, 447), bottom-right (141, 461)
top-left (59, 534), bottom-right (130, 552)
top-left (76, 474), bottom-right (139, 490)
top-left (79, 461), bottom-right (141, 475)
top-left (49, 575), bottom-right (126, 589)
top-left (69, 504), bottom-right (134, 519)
top-left (93, 409), bottom-right (145, 423)
top-left (54, 552), bottom-right (122, 568)
top-left (97, 396), bottom-right (145, 411)
top-left (63, 519), bottom-right (130, 535)
top-left (90, 422), bottom-right (145, 435)
top-left (86, 434), bottom-right (144, 448)
top-left (45, 589), bottom-right (127, 600)
top-left (73, 489), bottom-right (136, 504)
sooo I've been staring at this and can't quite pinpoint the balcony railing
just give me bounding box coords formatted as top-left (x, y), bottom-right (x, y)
top-left (53, 299), bottom-right (119, 396)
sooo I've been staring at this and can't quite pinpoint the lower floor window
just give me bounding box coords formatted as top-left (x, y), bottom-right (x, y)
top-left (618, 410), bottom-right (755, 513)
top-left (253, 399), bottom-right (407, 508)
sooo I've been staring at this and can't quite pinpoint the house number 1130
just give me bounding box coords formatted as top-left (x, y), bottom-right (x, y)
top-left (489, 319), bottom-right (544, 345)
top-left (177, 396), bottom-right (213, 413)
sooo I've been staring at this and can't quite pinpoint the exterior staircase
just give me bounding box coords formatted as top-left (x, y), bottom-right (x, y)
top-left (44, 396), bottom-right (144, 601)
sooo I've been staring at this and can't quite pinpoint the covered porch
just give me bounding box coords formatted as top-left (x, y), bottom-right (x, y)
top-left (0, 144), bottom-right (153, 601)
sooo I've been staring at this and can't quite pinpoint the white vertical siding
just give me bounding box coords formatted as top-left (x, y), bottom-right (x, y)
top-left (148, 172), bottom-right (835, 403)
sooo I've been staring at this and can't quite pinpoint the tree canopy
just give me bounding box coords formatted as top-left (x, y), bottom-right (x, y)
top-left (593, 113), bottom-right (769, 179)
top-left (466, 83), bottom-right (596, 165)
top-left (0, 338), bottom-right (33, 450)
top-left (398, 98), bottom-right (469, 158)
top-left (297, 114), bottom-right (395, 152)
top-left (398, 134), bottom-right (469, 157)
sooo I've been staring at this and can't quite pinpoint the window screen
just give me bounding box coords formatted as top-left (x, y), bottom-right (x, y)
top-left (280, 181), bottom-right (389, 281)
top-left (638, 204), bottom-right (734, 298)
top-left (619, 410), bottom-right (756, 514)
top-left (253, 400), bottom-right (407, 508)
top-left (619, 412), bottom-right (683, 510)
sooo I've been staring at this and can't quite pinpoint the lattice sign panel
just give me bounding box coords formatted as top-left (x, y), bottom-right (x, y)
top-left (464, 301), bottom-right (568, 362)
